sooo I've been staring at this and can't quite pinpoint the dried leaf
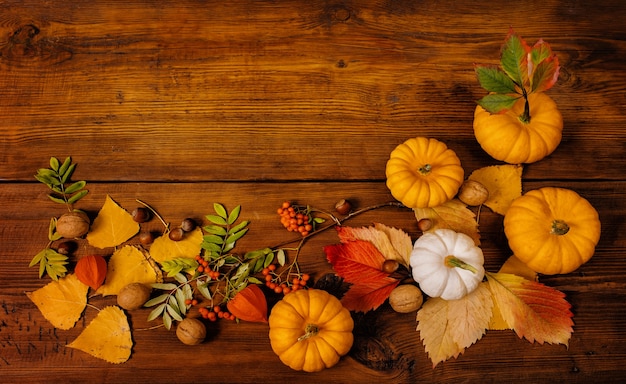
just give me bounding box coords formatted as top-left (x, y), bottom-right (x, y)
top-left (96, 245), bottom-right (162, 296)
top-left (26, 273), bottom-right (89, 330)
top-left (414, 199), bottom-right (480, 245)
top-left (335, 223), bottom-right (412, 266)
top-left (416, 283), bottom-right (493, 367)
top-left (74, 255), bottom-right (108, 290)
top-left (87, 195), bottom-right (140, 249)
top-left (468, 165), bottom-right (523, 215)
top-left (324, 236), bottom-right (400, 312)
top-left (486, 272), bottom-right (573, 346)
top-left (150, 227), bottom-right (203, 264)
top-left (67, 306), bottom-right (132, 364)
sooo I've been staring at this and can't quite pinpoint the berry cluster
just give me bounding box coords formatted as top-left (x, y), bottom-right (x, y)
top-left (198, 305), bottom-right (236, 322)
top-left (194, 255), bottom-right (221, 279)
top-left (277, 201), bottom-right (314, 236)
top-left (262, 264), bottom-right (310, 295)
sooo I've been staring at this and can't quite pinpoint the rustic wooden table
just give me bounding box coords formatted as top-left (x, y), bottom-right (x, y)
top-left (2, 0), bottom-right (625, 382)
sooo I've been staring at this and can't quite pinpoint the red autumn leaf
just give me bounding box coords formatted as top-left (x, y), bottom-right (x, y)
top-left (75, 255), bottom-right (107, 290)
top-left (227, 284), bottom-right (268, 323)
top-left (324, 238), bottom-right (399, 312)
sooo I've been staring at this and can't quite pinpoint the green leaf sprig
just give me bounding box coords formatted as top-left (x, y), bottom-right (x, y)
top-left (475, 29), bottom-right (560, 120)
top-left (35, 156), bottom-right (88, 211)
top-left (28, 218), bottom-right (68, 281)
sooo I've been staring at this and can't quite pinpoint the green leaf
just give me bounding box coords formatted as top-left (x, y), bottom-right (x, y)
top-left (67, 189), bottom-right (88, 204)
top-left (175, 289), bottom-right (187, 315)
top-left (49, 157), bottom-right (60, 172)
top-left (247, 277), bottom-right (263, 285)
top-left (500, 31), bottom-right (530, 89)
top-left (263, 252), bottom-right (274, 268)
top-left (163, 311), bottom-right (172, 330)
top-left (203, 234), bottom-right (224, 245)
top-left (166, 304), bottom-right (183, 322)
top-left (477, 93), bottom-right (520, 114)
top-left (228, 220), bottom-right (249, 235)
top-left (58, 157), bottom-right (72, 177)
top-left (173, 272), bottom-right (188, 284)
top-left (47, 194), bottom-right (67, 205)
top-left (227, 205), bottom-right (241, 225)
top-left (60, 163), bottom-right (76, 184)
top-left (226, 228), bottom-right (248, 245)
top-left (252, 257), bottom-right (264, 273)
top-left (197, 281), bottom-right (212, 300)
top-left (531, 56), bottom-right (560, 93)
top-left (144, 293), bottom-right (169, 307)
top-left (475, 66), bottom-right (518, 94)
top-left (213, 203), bottom-right (228, 219)
top-left (276, 249), bottom-right (286, 266)
top-left (29, 249), bottom-right (46, 268)
top-left (147, 303), bottom-right (167, 321)
top-left (151, 282), bottom-right (178, 291)
top-left (201, 242), bottom-right (222, 253)
top-left (203, 225), bottom-right (227, 236)
top-left (205, 214), bottom-right (227, 225)
top-left (64, 180), bottom-right (86, 194)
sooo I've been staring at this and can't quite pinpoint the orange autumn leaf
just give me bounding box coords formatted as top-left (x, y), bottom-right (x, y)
top-left (149, 226), bottom-right (203, 264)
top-left (67, 306), bottom-right (132, 364)
top-left (87, 195), bottom-right (140, 249)
top-left (414, 199), bottom-right (480, 245)
top-left (324, 228), bottom-right (401, 312)
top-left (96, 245), bottom-right (162, 296)
top-left (335, 223), bottom-right (413, 267)
top-left (75, 255), bottom-right (108, 290)
top-left (416, 283), bottom-right (493, 367)
top-left (486, 272), bottom-right (573, 346)
top-left (26, 273), bottom-right (89, 330)
top-left (227, 284), bottom-right (268, 323)
top-left (468, 164), bottom-right (523, 215)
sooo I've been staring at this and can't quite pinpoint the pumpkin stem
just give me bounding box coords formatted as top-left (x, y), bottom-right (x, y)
top-left (519, 91), bottom-right (531, 124)
top-left (444, 256), bottom-right (478, 274)
top-left (418, 164), bottom-right (432, 175)
top-left (297, 323), bottom-right (319, 342)
top-left (551, 219), bottom-right (570, 235)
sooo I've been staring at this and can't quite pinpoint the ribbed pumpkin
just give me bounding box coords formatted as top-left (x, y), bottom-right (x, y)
top-left (385, 137), bottom-right (464, 208)
top-left (410, 229), bottom-right (485, 300)
top-left (268, 289), bottom-right (353, 372)
top-left (503, 187), bottom-right (601, 275)
top-left (473, 92), bottom-right (563, 164)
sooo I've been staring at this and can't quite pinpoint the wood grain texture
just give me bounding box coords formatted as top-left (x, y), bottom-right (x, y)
top-left (1, 0), bottom-right (626, 382)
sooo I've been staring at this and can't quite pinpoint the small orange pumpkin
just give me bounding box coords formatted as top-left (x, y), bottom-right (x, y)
top-left (385, 137), bottom-right (464, 208)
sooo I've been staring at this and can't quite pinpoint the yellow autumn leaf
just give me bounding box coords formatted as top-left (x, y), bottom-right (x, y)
top-left (149, 226), bottom-right (203, 264)
top-left (486, 272), bottom-right (573, 346)
top-left (26, 273), bottom-right (89, 330)
top-left (67, 306), bottom-right (132, 364)
top-left (96, 245), bottom-right (162, 296)
top-left (87, 195), bottom-right (140, 249)
top-left (335, 222), bottom-right (412, 267)
top-left (416, 283), bottom-right (493, 367)
top-left (414, 199), bottom-right (480, 245)
top-left (469, 164), bottom-right (523, 215)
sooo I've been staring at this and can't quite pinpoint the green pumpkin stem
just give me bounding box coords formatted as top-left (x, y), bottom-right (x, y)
top-left (297, 323), bottom-right (319, 342)
top-left (444, 255), bottom-right (478, 274)
top-left (418, 164), bottom-right (432, 175)
top-left (519, 90), bottom-right (531, 124)
top-left (551, 219), bottom-right (570, 235)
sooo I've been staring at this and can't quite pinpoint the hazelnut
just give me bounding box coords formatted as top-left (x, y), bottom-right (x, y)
top-left (458, 180), bottom-right (489, 206)
top-left (417, 218), bottom-right (433, 232)
top-left (132, 207), bottom-right (152, 223)
top-left (56, 241), bottom-right (77, 255)
top-left (176, 318), bottom-right (207, 345)
top-left (334, 199), bottom-right (352, 215)
top-left (138, 231), bottom-right (155, 245)
top-left (117, 282), bottom-right (152, 310)
top-left (381, 259), bottom-right (399, 274)
top-left (169, 227), bottom-right (185, 241)
top-left (388, 284), bottom-right (423, 313)
top-left (56, 211), bottom-right (90, 238)
top-left (181, 218), bottom-right (197, 232)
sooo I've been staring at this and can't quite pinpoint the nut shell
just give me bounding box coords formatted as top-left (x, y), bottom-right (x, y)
top-left (176, 318), bottom-right (207, 345)
top-left (388, 284), bottom-right (423, 313)
top-left (117, 282), bottom-right (152, 310)
top-left (56, 211), bottom-right (90, 238)
top-left (458, 180), bottom-right (489, 206)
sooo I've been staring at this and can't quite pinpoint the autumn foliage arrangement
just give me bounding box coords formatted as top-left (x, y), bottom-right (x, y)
top-left (25, 30), bottom-right (600, 370)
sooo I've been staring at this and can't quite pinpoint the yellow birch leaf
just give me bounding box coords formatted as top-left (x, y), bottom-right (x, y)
top-left (468, 164), bottom-right (523, 215)
top-left (414, 199), bottom-right (480, 245)
top-left (96, 245), bottom-right (162, 296)
top-left (486, 272), bottom-right (573, 346)
top-left (26, 273), bottom-right (89, 330)
top-left (498, 255), bottom-right (538, 282)
top-left (416, 283), bottom-right (492, 367)
top-left (87, 195), bottom-right (140, 249)
top-left (149, 227), bottom-right (203, 264)
top-left (67, 306), bottom-right (132, 364)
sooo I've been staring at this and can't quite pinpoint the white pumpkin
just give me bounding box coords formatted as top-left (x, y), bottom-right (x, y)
top-left (410, 229), bottom-right (485, 300)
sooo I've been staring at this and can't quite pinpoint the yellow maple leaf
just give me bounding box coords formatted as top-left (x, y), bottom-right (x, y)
top-left (149, 227), bottom-right (203, 264)
top-left (26, 273), bottom-right (89, 330)
top-left (96, 245), bottom-right (162, 296)
top-left (414, 199), bottom-right (480, 245)
top-left (416, 283), bottom-right (492, 367)
top-left (67, 306), bottom-right (132, 364)
top-left (486, 272), bottom-right (573, 346)
top-left (87, 195), bottom-right (140, 249)
top-left (468, 164), bottom-right (523, 215)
